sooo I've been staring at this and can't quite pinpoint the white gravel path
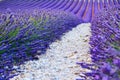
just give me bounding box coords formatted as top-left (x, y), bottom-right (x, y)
top-left (11, 23), bottom-right (92, 80)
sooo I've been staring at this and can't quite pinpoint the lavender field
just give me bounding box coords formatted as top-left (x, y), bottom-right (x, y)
top-left (0, 0), bottom-right (120, 80)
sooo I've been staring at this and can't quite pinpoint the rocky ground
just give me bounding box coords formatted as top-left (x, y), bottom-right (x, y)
top-left (11, 23), bottom-right (92, 80)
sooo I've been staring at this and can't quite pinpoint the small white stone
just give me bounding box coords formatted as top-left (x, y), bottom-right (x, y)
top-left (13, 66), bottom-right (18, 69)
top-left (37, 50), bottom-right (41, 53)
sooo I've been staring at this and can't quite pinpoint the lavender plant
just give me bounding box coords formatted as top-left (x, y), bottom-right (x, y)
top-left (0, 9), bottom-right (81, 80)
top-left (77, 5), bottom-right (120, 80)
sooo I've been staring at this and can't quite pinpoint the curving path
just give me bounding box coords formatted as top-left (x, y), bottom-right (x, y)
top-left (10, 23), bottom-right (92, 80)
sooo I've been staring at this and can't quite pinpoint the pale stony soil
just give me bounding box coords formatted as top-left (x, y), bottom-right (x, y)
top-left (11, 23), bottom-right (92, 80)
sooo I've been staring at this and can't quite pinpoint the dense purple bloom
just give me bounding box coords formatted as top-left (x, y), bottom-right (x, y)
top-left (0, 9), bottom-right (81, 79)
top-left (77, 5), bottom-right (120, 80)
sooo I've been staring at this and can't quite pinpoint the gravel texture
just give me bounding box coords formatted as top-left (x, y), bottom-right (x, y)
top-left (11, 23), bottom-right (92, 80)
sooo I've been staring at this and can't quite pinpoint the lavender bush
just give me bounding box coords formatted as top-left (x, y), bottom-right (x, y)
top-left (0, 9), bottom-right (81, 79)
top-left (77, 5), bottom-right (120, 80)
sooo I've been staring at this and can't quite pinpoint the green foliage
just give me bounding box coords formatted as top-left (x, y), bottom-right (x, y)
top-left (8, 28), bottom-right (20, 38)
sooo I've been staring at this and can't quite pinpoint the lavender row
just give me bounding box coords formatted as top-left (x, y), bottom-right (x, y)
top-left (0, 0), bottom-right (119, 22)
top-left (77, 5), bottom-right (120, 80)
top-left (0, 9), bottom-right (81, 80)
